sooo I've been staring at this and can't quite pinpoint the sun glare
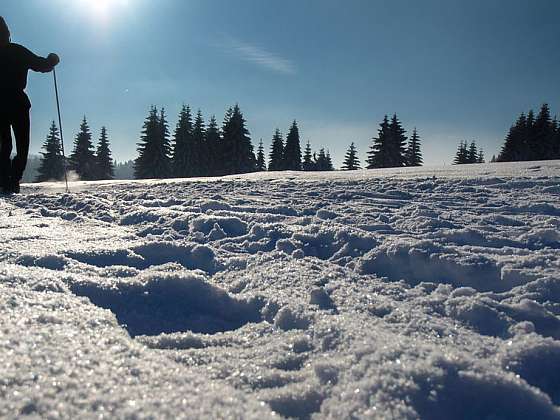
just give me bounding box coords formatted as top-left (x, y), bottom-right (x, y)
top-left (76, 0), bottom-right (129, 20)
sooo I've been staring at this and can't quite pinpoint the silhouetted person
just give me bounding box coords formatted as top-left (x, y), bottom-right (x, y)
top-left (0, 16), bottom-right (59, 194)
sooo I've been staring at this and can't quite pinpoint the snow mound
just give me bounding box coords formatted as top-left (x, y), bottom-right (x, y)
top-left (71, 272), bottom-right (265, 337)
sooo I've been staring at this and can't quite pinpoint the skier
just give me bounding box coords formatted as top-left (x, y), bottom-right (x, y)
top-left (0, 16), bottom-right (60, 194)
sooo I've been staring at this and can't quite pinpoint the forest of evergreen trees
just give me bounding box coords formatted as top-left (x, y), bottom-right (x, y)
top-left (36, 118), bottom-right (114, 182)
top-left (134, 105), bottom-right (342, 179)
top-left (497, 104), bottom-right (559, 163)
top-left (366, 114), bottom-right (423, 169)
top-left (31, 103), bottom-right (559, 184)
top-left (453, 141), bottom-right (485, 165)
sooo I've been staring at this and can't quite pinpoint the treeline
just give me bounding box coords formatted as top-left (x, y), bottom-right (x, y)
top-left (453, 141), bottom-right (485, 165)
top-left (498, 104), bottom-right (559, 162)
top-left (134, 105), bottom-right (340, 179)
top-left (36, 118), bottom-right (114, 182)
top-left (366, 114), bottom-right (423, 169)
top-left (268, 123), bottom-right (335, 172)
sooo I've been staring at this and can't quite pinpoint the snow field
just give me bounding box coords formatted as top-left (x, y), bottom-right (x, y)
top-left (1, 161), bottom-right (560, 418)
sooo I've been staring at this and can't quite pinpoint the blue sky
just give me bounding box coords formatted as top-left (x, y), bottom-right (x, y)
top-left (3, 0), bottom-right (559, 166)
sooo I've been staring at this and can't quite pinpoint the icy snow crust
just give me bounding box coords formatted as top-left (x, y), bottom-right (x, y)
top-left (1, 161), bottom-right (560, 419)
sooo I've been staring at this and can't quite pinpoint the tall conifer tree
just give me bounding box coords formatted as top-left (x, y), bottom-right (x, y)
top-left (367, 115), bottom-right (390, 169)
top-left (387, 114), bottom-right (408, 167)
top-left (283, 121), bottom-right (302, 170)
top-left (302, 140), bottom-right (314, 171)
top-left (256, 139), bottom-right (266, 171)
top-left (453, 141), bottom-right (468, 164)
top-left (268, 129), bottom-right (285, 171)
top-left (69, 117), bottom-right (96, 180)
top-left (467, 141), bottom-right (478, 164)
top-left (135, 107), bottom-right (171, 179)
top-left (406, 128), bottom-right (423, 166)
top-left (171, 105), bottom-right (194, 177)
top-left (205, 116), bottom-right (221, 176)
top-left (342, 142), bottom-right (361, 170)
top-left (36, 121), bottom-right (65, 182)
top-left (221, 104), bottom-right (256, 174)
top-left (192, 110), bottom-right (206, 176)
top-left (95, 127), bottom-right (114, 180)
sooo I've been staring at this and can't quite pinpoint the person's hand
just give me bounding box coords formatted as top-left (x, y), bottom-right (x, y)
top-left (48, 53), bottom-right (60, 66)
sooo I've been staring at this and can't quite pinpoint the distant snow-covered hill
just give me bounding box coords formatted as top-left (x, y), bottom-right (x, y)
top-left (1, 161), bottom-right (559, 418)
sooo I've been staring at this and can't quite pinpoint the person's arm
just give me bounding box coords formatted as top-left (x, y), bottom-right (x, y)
top-left (19, 45), bottom-right (59, 73)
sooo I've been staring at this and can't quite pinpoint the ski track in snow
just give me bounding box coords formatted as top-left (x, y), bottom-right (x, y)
top-left (1, 161), bottom-right (560, 419)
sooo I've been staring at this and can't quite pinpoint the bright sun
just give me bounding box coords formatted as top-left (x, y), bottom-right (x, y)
top-left (76, 0), bottom-right (129, 19)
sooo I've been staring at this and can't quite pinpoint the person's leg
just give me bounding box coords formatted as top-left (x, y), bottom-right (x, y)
top-left (11, 109), bottom-right (30, 180)
top-left (0, 118), bottom-right (13, 191)
top-left (10, 108), bottom-right (30, 193)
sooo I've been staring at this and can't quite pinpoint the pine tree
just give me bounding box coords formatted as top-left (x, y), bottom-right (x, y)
top-left (406, 128), bottom-right (423, 166)
top-left (477, 148), bottom-right (485, 164)
top-left (171, 105), bottom-right (194, 178)
top-left (342, 142), bottom-right (361, 170)
top-left (268, 129), bottom-right (285, 171)
top-left (94, 127), bottom-right (114, 180)
top-left (453, 141), bottom-right (468, 165)
top-left (532, 104), bottom-right (553, 160)
top-left (498, 113), bottom-right (527, 162)
top-left (524, 110), bottom-right (535, 161)
top-left (315, 148), bottom-right (327, 171)
top-left (205, 115), bottom-right (221, 176)
top-left (387, 114), bottom-right (408, 167)
top-left (367, 115), bottom-right (390, 169)
top-left (302, 140), bottom-right (314, 171)
top-left (221, 104), bottom-right (256, 174)
top-left (467, 141), bottom-right (478, 164)
top-left (256, 139), bottom-right (266, 171)
top-left (325, 150), bottom-right (334, 171)
top-left (69, 116), bottom-right (96, 180)
top-left (192, 110), bottom-right (206, 177)
top-left (36, 121), bottom-right (65, 182)
top-left (283, 121), bottom-right (302, 170)
top-left (135, 107), bottom-right (172, 179)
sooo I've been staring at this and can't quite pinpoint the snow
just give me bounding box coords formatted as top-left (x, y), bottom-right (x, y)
top-left (1, 160), bottom-right (560, 418)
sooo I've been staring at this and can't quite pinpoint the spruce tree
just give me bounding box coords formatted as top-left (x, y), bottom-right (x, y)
top-left (171, 105), bottom-right (194, 178)
top-left (256, 139), bottom-right (266, 171)
top-left (221, 104), bottom-right (256, 174)
top-left (367, 115), bottom-right (390, 169)
top-left (467, 141), bottom-right (478, 164)
top-left (453, 141), bottom-right (468, 165)
top-left (36, 121), bottom-right (65, 182)
top-left (477, 148), bottom-right (485, 163)
top-left (315, 148), bottom-right (326, 171)
top-left (69, 117), bottom-right (96, 180)
top-left (325, 150), bottom-right (334, 171)
top-left (283, 120), bottom-right (302, 170)
top-left (192, 110), bottom-right (206, 176)
top-left (95, 126), bottom-right (114, 180)
top-left (268, 129), bottom-right (285, 171)
top-left (406, 128), bottom-right (423, 166)
top-left (205, 116), bottom-right (221, 176)
top-left (532, 104), bottom-right (553, 160)
top-left (387, 114), bottom-right (408, 167)
top-left (135, 107), bottom-right (172, 179)
top-left (499, 114), bottom-right (527, 162)
top-left (302, 140), bottom-right (314, 171)
top-left (524, 110), bottom-right (535, 161)
top-left (342, 142), bottom-right (361, 170)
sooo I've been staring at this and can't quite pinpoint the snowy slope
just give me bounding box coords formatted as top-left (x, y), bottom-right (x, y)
top-left (1, 161), bottom-right (560, 419)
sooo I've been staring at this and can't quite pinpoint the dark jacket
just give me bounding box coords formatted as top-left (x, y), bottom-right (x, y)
top-left (0, 43), bottom-right (55, 110)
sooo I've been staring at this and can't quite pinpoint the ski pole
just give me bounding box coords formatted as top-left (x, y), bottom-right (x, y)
top-left (53, 67), bottom-right (69, 193)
